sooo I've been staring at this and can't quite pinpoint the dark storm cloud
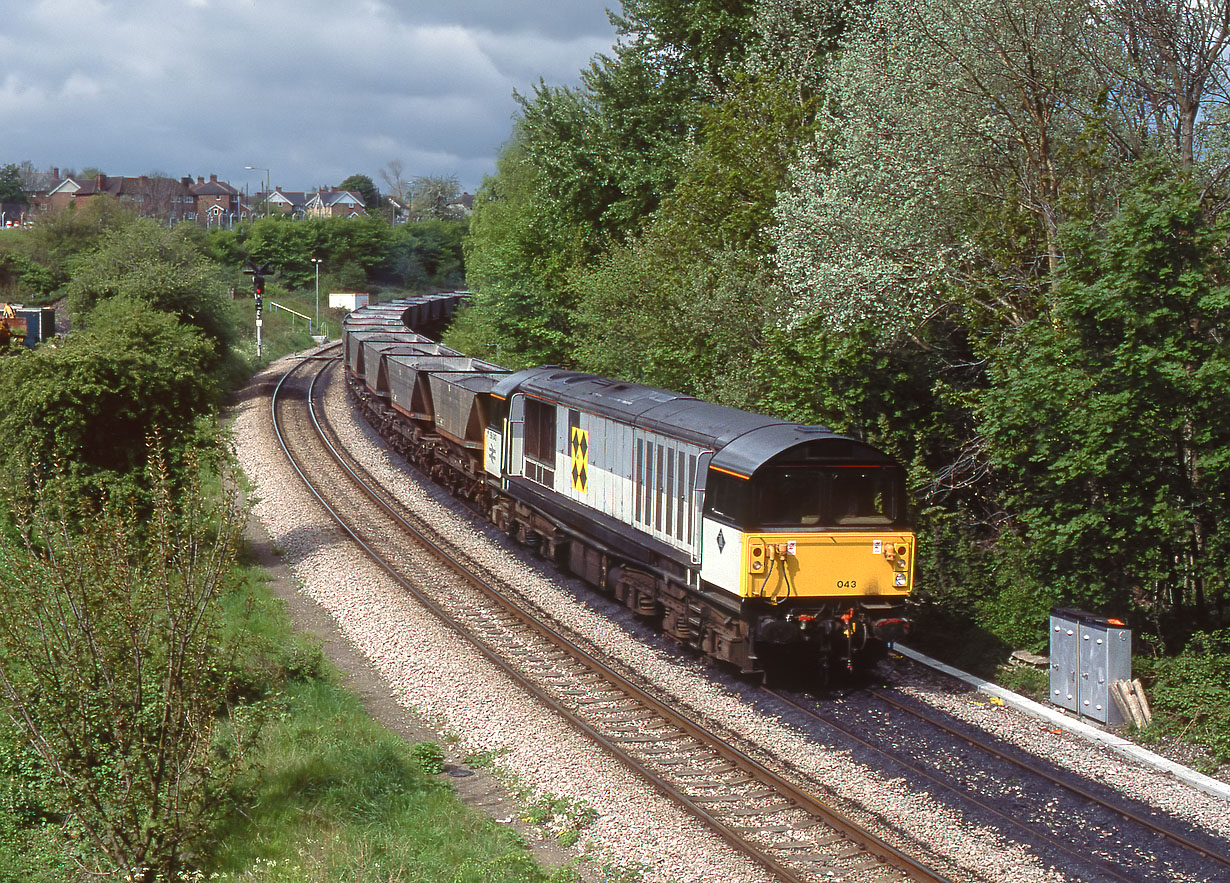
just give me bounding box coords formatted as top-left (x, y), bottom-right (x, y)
top-left (2, 0), bottom-right (617, 191)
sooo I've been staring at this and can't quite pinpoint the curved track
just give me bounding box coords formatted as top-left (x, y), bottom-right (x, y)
top-left (269, 350), bottom-right (958, 883)
top-left (765, 681), bottom-right (1230, 882)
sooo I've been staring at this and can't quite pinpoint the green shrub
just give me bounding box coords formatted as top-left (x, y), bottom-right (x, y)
top-left (1138, 630), bottom-right (1230, 768)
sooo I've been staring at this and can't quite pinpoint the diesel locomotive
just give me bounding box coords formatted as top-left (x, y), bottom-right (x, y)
top-left (343, 295), bottom-right (915, 679)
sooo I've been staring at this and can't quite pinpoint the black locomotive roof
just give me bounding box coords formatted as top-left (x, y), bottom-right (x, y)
top-left (493, 368), bottom-right (886, 478)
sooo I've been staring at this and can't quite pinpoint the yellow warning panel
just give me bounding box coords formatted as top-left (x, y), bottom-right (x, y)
top-left (570, 427), bottom-right (589, 493)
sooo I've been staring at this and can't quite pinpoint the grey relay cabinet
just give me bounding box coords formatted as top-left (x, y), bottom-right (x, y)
top-left (1049, 608), bottom-right (1132, 725)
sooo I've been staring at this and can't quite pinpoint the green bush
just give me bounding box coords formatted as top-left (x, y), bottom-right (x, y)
top-left (1138, 630), bottom-right (1230, 769)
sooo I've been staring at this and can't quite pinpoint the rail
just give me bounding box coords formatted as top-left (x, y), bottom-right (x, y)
top-left (268, 352), bottom-right (955, 883)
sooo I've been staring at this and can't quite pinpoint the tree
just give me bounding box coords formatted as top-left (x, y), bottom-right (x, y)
top-left (65, 218), bottom-right (237, 358)
top-left (339, 173), bottom-right (379, 210)
top-left (0, 297), bottom-right (222, 480)
top-left (16, 160), bottom-right (52, 192)
top-left (612, 0), bottom-right (759, 91)
top-left (451, 138), bottom-right (587, 367)
top-left (573, 74), bottom-right (818, 402)
top-left (1090, 0), bottom-right (1230, 169)
top-left (0, 165), bottom-right (27, 206)
top-left (409, 175), bottom-right (461, 220)
top-left (384, 219), bottom-right (466, 289)
top-left (24, 196), bottom-right (137, 280)
top-left (378, 160), bottom-right (410, 204)
top-left (980, 169), bottom-right (1230, 642)
top-left (0, 447), bottom-right (257, 881)
top-left (241, 216), bottom-right (392, 288)
top-left (772, 0), bottom-right (1110, 339)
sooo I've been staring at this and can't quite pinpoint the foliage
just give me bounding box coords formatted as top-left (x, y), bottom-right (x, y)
top-left (240, 216), bottom-right (392, 289)
top-left (744, 0), bottom-right (849, 92)
top-left (980, 169), bottom-right (1230, 643)
top-left (1138, 630), bottom-right (1230, 767)
top-left (772, 0), bottom-right (1116, 339)
top-left (751, 320), bottom-right (936, 456)
top-left (456, 0), bottom-right (777, 368)
top-left (613, 0), bottom-right (758, 91)
top-left (339, 173), bottom-right (379, 210)
top-left (203, 214), bottom-right (466, 297)
top-left (0, 449), bottom-right (258, 882)
top-left (20, 198), bottom-right (138, 295)
top-left (411, 742), bottom-right (446, 775)
top-left (0, 166), bottom-right (27, 206)
top-left (0, 720), bottom-right (67, 882)
top-left (65, 217), bottom-right (238, 356)
top-left (385, 219), bottom-right (467, 290)
top-left (0, 248), bottom-right (57, 302)
top-left (0, 296), bottom-right (222, 482)
top-left (572, 74), bottom-right (818, 402)
top-left (451, 136), bottom-right (588, 368)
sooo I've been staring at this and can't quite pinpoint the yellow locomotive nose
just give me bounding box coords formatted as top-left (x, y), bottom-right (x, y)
top-left (743, 533), bottom-right (913, 599)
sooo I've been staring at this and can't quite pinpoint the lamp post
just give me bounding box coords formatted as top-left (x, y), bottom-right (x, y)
top-left (311, 257), bottom-right (323, 336)
top-left (245, 165), bottom-right (270, 216)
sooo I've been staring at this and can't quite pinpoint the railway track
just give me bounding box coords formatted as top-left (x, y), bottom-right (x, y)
top-left (269, 350), bottom-right (959, 883)
top-left (765, 681), bottom-right (1230, 882)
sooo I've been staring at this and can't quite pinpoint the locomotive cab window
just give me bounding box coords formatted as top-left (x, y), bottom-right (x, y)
top-left (831, 466), bottom-right (900, 525)
top-left (754, 465), bottom-right (905, 528)
top-left (704, 472), bottom-right (751, 525)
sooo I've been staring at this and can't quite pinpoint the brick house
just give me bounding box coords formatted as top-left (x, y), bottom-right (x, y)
top-left (261, 187), bottom-right (310, 217)
top-left (27, 171), bottom-right (368, 225)
top-left (44, 173), bottom-right (195, 221)
top-left (304, 187), bottom-right (367, 218)
top-left (35, 170), bottom-right (247, 225)
top-left (189, 174), bottom-right (248, 226)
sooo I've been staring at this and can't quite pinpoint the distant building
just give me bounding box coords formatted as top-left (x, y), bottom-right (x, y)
top-left (328, 292), bottom-right (370, 311)
top-left (45, 173), bottom-right (194, 221)
top-left (190, 174), bottom-right (248, 226)
top-left (32, 169), bottom-right (249, 226)
top-left (262, 187), bottom-right (311, 218)
top-left (23, 170), bottom-right (373, 226)
top-left (446, 192), bottom-right (474, 218)
top-left (305, 187), bottom-right (366, 219)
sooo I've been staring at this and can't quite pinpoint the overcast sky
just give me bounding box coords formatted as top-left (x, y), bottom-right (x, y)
top-left (2, 0), bottom-right (619, 195)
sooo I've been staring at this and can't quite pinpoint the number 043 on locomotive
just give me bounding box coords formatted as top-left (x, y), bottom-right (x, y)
top-left (482, 368), bottom-right (915, 678)
top-left (344, 298), bottom-right (915, 680)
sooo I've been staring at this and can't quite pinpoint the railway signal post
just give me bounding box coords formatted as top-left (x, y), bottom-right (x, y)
top-left (244, 260), bottom-right (271, 359)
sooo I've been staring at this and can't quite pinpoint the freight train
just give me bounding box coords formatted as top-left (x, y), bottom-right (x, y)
top-left (343, 294), bottom-right (915, 679)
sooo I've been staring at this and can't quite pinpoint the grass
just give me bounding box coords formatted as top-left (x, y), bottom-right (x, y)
top-left (0, 556), bottom-right (584, 882)
top-left (994, 664), bottom-right (1049, 703)
top-left (206, 566), bottom-right (584, 883)
top-left (231, 284), bottom-right (436, 367)
top-left (210, 679), bottom-right (570, 882)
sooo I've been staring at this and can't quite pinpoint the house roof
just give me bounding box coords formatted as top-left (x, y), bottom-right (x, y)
top-left (47, 178), bottom-right (83, 196)
top-left (190, 177), bottom-right (240, 197)
top-left (306, 189), bottom-right (364, 208)
top-left (264, 190), bottom-right (310, 207)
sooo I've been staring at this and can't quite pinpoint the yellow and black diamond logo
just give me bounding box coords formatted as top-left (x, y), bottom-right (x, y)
top-left (569, 427), bottom-right (589, 493)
